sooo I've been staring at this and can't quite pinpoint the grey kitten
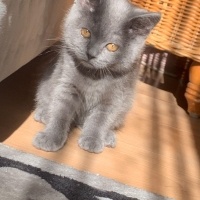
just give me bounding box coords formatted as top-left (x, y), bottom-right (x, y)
top-left (33, 0), bottom-right (160, 153)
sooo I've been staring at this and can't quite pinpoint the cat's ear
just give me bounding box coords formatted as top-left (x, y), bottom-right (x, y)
top-left (75, 0), bottom-right (100, 12)
top-left (128, 12), bottom-right (161, 37)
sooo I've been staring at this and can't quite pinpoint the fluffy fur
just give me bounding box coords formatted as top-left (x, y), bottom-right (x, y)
top-left (33, 0), bottom-right (160, 153)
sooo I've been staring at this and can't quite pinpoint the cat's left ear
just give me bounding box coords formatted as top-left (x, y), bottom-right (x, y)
top-left (75, 0), bottom-right (100, 12)
top-left (128, 12), bottom-right (161, 37)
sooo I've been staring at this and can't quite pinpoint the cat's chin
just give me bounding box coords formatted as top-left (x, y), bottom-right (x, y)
top-left (81, 60), bottom-right (105, 70)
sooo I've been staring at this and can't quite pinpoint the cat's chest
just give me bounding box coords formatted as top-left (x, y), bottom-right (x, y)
top-left (75, 77), bottom-right (111, 102)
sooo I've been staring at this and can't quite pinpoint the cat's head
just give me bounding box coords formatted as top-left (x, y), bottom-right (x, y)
top-left (63, 0), bottom-right (161, 73)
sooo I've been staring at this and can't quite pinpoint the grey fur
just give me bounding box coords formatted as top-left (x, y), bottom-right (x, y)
top-left (33, 0), bottom-right (160, 153)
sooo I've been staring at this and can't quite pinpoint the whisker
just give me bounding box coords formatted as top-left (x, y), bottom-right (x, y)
top-left (105, 67), bottom-right (113, 77)
top-left (46, 37), bottom-right (61, 41)
top-left (100, 68), bottom-right (104, 78)
top-left (103, 68), bottom-right (107, 77)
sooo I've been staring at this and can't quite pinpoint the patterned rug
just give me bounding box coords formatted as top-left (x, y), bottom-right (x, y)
top-left (0, 144), bottom-right (173, 200)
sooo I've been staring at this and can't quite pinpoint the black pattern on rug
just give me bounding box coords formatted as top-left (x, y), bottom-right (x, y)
top-left (0, 156), bottom-right (137, 200)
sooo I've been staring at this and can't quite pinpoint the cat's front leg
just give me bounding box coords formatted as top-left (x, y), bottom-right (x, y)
top-left (33, 89), bottom-right (80, 152)
top-left (78, 107), bottom-right (118, 153)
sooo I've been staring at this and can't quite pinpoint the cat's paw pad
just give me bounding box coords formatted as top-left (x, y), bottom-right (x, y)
top-left (33, 132), bottom-right (65, 152)
top-left (34, 111), bottom-right (48, 124)
top-left (78, 136), bottom-right (104, 153)
top-left (104, 131), bottom-right (116, 148)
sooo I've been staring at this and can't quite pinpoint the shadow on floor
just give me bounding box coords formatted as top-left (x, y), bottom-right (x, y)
top-left (0, 48), bottom-right (57, 142)
top-left (140, 45), bottom-right (200, 164)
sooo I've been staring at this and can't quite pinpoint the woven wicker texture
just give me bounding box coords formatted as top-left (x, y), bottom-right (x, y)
top-left (130, 0), bottom-right (200, 62)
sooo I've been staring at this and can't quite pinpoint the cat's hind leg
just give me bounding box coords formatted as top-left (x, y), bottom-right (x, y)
top-left (34, 78), bottom-right (52, 124)
top-left (104, 130), bottom-right (116, 148)
top-left (34, 107), bottom-right (49, 124)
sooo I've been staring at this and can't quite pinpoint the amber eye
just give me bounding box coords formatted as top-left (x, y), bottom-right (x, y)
top-left (106, 43), bottom-right (119, 52)
top-left (81, 28), bottom-right (91, 38)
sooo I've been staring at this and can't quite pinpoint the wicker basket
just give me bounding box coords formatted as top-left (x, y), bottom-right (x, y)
top-left (130, 0), bottom-right (200, 62)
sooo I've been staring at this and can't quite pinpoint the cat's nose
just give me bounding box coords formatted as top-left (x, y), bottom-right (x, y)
top-left (87, 53), bottom-right (95, 60)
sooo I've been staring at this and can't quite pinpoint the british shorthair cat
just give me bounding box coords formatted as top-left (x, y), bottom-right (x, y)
top-left (33, 0), bottom-right (160, 153)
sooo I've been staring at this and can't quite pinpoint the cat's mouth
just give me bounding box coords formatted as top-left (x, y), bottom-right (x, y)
top-left (77, 59), bottom-right (130, 79)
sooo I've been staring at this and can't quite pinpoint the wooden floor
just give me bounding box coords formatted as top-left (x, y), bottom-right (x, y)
top-left (0, 51), bottom-right (200, 200)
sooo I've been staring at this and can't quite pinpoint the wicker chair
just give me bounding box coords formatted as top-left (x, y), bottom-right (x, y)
top-left (131, 0), bottom-right (200, 117)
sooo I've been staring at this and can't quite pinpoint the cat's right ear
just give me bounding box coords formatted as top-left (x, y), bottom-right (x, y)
top-left (128, 12), bottom-right (161, 37)
top-left (75, 0), bottom-right (100, 12)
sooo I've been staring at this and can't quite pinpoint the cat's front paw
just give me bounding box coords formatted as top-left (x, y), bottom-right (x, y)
top-left (33, 131), bottom-right (66, 152)
top-left (78, 136), bottom-right (104, 153)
